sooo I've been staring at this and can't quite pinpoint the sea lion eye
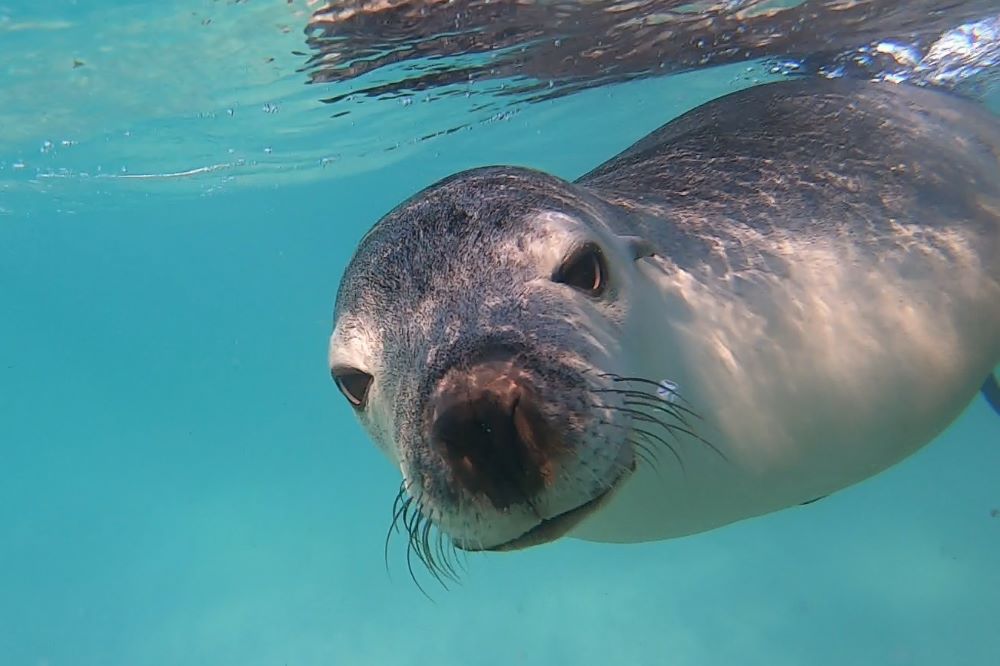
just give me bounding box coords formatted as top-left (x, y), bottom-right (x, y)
top-left (553, 243), bottom-right (607, 296)
top-left (332, 367), bottom-right (373, 408)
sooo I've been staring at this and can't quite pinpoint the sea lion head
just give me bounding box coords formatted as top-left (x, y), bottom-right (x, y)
top-left (329, 166), bottom-right (667, 552)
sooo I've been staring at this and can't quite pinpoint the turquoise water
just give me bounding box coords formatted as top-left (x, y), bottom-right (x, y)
top-left (2, 2), bottom-right (999, 665)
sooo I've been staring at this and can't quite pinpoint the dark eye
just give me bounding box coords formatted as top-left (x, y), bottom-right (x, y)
top-left (553, 243), bottom-right (607, 296)
top-left (332, 367), bottom-right (373, 408)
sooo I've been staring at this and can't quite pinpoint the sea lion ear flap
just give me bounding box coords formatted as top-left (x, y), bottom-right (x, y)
top-left (620, 235), bottom-right (657, 261)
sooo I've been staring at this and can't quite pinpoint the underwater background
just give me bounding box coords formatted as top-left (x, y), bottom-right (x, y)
top-left (2, 1), bottom-right (999, 664)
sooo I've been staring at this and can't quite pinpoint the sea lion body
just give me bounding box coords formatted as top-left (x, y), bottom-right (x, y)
top-left (329, 78), bottom-right (1000, 551)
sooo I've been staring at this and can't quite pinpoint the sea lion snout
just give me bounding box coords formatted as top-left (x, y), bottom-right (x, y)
top-left (428, 357), bottom-right (560, 510)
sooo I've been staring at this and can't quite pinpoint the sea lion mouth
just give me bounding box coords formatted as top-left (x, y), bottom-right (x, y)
top-left (464, 463), bottom-right (633, 552)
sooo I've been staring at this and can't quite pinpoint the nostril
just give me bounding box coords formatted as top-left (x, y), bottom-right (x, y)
top-left (436, 397), bottom-right (503, 456)
top-left (430, 387), bottom-right (549, 510)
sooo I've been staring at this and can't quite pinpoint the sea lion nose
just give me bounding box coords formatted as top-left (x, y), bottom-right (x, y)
top-left (429, 361), bottom-right (554, 510)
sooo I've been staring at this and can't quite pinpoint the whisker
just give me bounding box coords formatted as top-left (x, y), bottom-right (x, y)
top-left (434, 521), bottom-right (463, 583)
top-left (403, 511), bottom-right (433, 601)
top-left (418, 512), bottom-right (451, 589)
top-left (596, 402), bottom-right (686, 472)
top-left (631, 440), bottom-right (660, 470)
top-left (384, 479), bottom-right (468, 599)
top-left (384, 490), bottom-right (411, 576)
top-left (405, 548), bottom-right (433, 600)
top-left (408, 499), bottom-right (441, 588)
top-left (620, 393), bottom-right (689, 423)
top-left (389, 483), bottom-right (406, 530)
top-left (592, 385), bottom-right (727, 462)
top-left (597, 418), bottom-right (663, 475)
top-left (633, 426), bottom-right (685, 473)
top-left (421, 505), bottom-right (460, 584)
top-left (592, 386), bottom-right (692, 426)
top-left (597, 378), bottom-right (705, 423)
top-left (601, 374), bottom-right (701, 411)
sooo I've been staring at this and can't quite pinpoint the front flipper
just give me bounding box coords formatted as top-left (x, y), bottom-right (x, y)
top-left (983, 373), bottom-right (1000, 416)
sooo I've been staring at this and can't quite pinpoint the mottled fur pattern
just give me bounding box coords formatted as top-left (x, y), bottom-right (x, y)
top-left (333, 172), bottom-right (639, 548)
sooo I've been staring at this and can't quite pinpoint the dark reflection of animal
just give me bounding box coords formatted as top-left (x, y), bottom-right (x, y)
top-left (328, 77), bottom-right (1000, 589)
top-left (304, 0), bottom-right (995, 107)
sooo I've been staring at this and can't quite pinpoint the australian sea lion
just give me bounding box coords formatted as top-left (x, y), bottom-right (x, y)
top-left (328, 77), bottom-right (1000, 557)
